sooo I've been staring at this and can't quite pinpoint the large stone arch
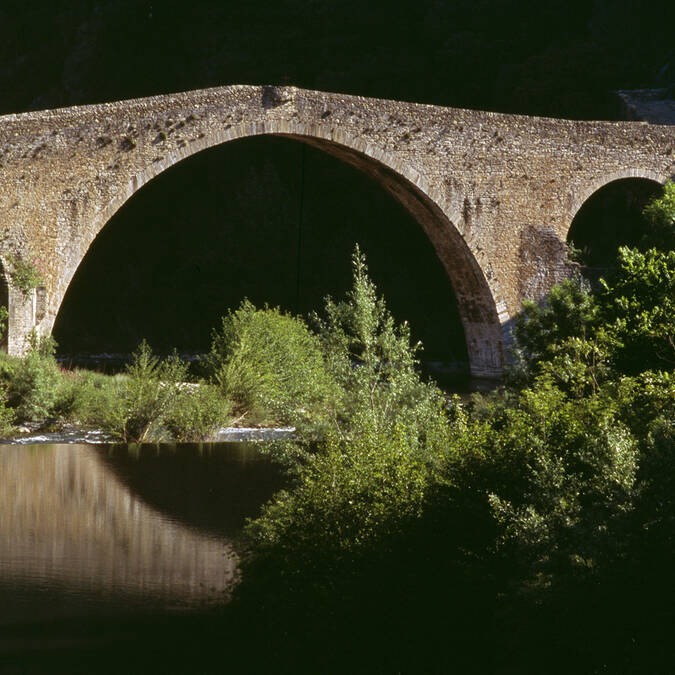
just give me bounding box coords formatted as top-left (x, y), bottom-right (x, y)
top-left (53, 119), bottom-right (507, 378)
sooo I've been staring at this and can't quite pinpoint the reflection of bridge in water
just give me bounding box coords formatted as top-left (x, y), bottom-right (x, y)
top-left (0, 445), bottom-right (238, 613)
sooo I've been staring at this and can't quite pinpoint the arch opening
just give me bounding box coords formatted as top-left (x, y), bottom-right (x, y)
top-left (567, 177), bottom-right (663, 272)
top-left (53, 135), bottom-right (485, 380)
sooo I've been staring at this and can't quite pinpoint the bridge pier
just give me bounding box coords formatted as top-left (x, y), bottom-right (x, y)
top-left (4, 286), bottom-right (40, 355)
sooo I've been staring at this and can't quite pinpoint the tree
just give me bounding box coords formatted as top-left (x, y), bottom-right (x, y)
top-left (641, 179), bottom-right (675, 251)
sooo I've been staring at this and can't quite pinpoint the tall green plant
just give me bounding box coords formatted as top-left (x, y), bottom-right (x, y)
top-left (313, 245), bottom-right (449, 453)
top-left (206, 300), bottom-right (335, 429)
top-left (104, 341), bottom-right (190, 442)
top-left (242, 246), bottom-right (450, 594)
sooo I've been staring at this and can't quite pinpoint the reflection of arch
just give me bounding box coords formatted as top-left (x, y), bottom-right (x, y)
top-left (96, 443), bottom-right (286, 538)
top-left (0, 445), bottom-right (236, 603)
top-left (57, 120), bottom-right (507, 377)
top-left (564, 169), bottom-right (667, 241)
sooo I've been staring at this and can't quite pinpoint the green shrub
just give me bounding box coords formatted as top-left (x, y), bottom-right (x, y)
top-left (641, 179), bottom-right (675, 251)
top-left (0, 383), bottom-right (15, 435)
top-left (600, 247), bottom-right (675, 375)
top-left (509, 276), bottom-right (602, 389)
top-left (313, 245), bottom-right (449, 454)
top-left (205, 300), bottom-right (335, 429)
top-left (443, 381), bottom-right (638, 582)
top-left (7, 254), bottom-right (44, 296)
top-left (163, 383), bottom-right (232, 441)
top-left (245, 423), bottom-right (429, 570)
top-left (242, 247), bottom-right (451, 587)
top-left (53, 368), bottom-right (121, 428)
top-left (102, 341), bottom-right (190, 442)
top-left (510, 246), bottom-right (675, 390)
top-left (3, 334), bottom-right (61, 423)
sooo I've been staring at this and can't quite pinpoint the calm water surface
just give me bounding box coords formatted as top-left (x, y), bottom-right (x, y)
top-left (0, 442), bottom-right (285, 671)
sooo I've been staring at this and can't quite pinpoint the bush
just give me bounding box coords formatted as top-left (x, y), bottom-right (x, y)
top-left (641, 179), bottom-right (675, 251)
top-left (102, 342), bottom-right (190, 442)
top-left (0, 383), bottom-right (15, 435)
top-left (442, 380), bottom-right (638, 585)
top-left (7, 254), bottom-right (44, 296)
top-left (241, 247), bottom-right (451, 598)
top-left (509, 246), bottom-right (675, 391)
top-left (244, 423), bottom-right (429, 579)
top-left (2, 333), bottom-right (61, 423)
top-left (205, 300), bottom-right (335, 429)
top-left (163, 383), bottom-right (232, 441)
top-left (313, 245), bottom-right (449, 454)
top-left (600, 247), bottom-right (675, 375)
top-left (509, 276), bottom-right (602, 390)
top-left (53, 368), bottom-right (121, 428)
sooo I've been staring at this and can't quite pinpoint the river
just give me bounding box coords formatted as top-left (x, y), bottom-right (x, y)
top-left (0, 441), bottom-right (286, 672)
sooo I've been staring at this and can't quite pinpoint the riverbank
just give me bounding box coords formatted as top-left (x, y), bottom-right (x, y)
top-left (0, 424), bottom-right (296, 445)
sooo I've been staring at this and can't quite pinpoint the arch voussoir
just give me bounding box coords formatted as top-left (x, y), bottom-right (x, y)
top-left (47, 114), bottom-right (507, 378)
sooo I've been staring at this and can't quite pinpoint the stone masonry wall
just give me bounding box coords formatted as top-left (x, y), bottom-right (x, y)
top-left (0, 85), bottom-right (673, 376)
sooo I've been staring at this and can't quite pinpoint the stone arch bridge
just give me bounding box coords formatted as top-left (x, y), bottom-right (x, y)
top-left (0, 85), bottom-right (673, 378)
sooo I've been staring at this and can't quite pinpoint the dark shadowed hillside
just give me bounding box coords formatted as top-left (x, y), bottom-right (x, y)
top-left (1, 0), bottom-right (673, 119)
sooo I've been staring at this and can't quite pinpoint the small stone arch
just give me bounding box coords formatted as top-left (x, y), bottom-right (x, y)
top-left (57, 120), bottom-right (508, 378)
top-left (564, 168), bottom-right (668, 241)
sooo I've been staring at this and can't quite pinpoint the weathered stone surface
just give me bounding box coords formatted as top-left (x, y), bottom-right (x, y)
top-left (0, 85), bottom-right (673, 377)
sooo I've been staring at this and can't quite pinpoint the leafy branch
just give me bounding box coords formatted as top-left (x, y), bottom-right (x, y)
top-left (7, 254), bottom-right (44, 296)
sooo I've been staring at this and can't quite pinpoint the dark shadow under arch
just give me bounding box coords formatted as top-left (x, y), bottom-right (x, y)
top-left (567, 177), bottom-right (662, 269)
top-left (53, 135), bottom-right (471, 372)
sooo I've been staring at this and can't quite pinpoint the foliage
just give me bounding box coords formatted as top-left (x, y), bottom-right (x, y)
top-left (313, 245), bottom-right (449, 452)
top-left (497, 384), bottom-right (634, 577)
top-left (101, 341), bottom-right (191, 442)
top-left (52, 368), bottom-right (121, 428)
top-left (0, 336), bottom-right (232, 440)
top-left (641, 179), bottom-right (675, 252)
top-left (7, 254), bottom-right (44, 296)
top-left (246, 424), bottom-right (428, 567)
top-left (600, 247), bottom-right (675, 374)
top-left (0, 305), bottom-right (7, 344)
top-left (241, 247), bottom-right (450, 614)
top-left (163, 382), bottom-right (232, 442)
top-left (510, 246), bottom-right (675, 390)
top-left (0, 332), bottom-right (60, 423)
top-left (508, 276), bottom-right (602, 390)
top-left (234, 232), bottom-right (674, 671)
top-left (97, 342), bottom-right (233, 442)
top-left (0, 383), bottom-right (15, 435)
top-left (205, 300), bottom-right (335, 430)
top-left (604, 370), bottom-right (675, 441)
